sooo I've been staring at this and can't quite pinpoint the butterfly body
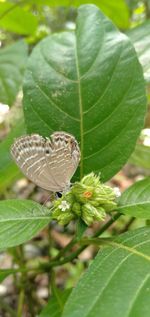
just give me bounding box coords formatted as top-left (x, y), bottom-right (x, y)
top-left (11, 131), bottom-right (80, 192)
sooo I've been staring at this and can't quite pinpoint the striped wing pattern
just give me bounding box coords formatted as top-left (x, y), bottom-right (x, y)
top-left (11, 131), bottom-right (80, 192)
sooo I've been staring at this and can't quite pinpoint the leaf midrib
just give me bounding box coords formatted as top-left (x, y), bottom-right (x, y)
top-left (74, 36), bottom-right (83, 179)
top-left (77, 238), bottom-right (150, 317)
top-left (118, 201), bottom-right (150, 209)
top-left (0, 216), bottom-right (51, 222)
top-left (108, 240), bottom-right (150, 261)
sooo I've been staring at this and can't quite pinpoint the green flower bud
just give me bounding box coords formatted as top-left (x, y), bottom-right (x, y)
top-left (93, 185), bottom-right (116, 203)
top-left (51, 173), bottom-right (118, 226)
top-left (81, 172), bottom-right (100, 187)
top-left (56, 212), bottom-right (74, 225)
top-left (101, 201), bottom-right (117, 212)
top-left (87, 199), bottom-right (100, 207)
top-left (52, 196), bottom-right (74, 225)
top-left (82, 203), bottom-right (106, 225)
top-left (71, 173), bottom-right (117, 208)
top-left (71, 183), bottom-right (93, 204)
top-left (72, 202), bottom-right (81, 216)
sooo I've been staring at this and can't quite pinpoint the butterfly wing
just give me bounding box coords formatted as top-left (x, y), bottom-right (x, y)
top-left (11, 132), bottom-right (80, 192)
top-left (48, 131), bottom-right (80, 190)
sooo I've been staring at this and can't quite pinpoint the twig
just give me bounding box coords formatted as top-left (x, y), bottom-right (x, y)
top-left (119, 217), bottom-right (135, 234)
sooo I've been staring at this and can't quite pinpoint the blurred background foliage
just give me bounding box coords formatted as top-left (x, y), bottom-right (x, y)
top-left (0, 1), bottom-right (150, 315)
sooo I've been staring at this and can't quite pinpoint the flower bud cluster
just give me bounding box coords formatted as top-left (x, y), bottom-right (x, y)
top-left (51, 173), bottom-right (118, 226)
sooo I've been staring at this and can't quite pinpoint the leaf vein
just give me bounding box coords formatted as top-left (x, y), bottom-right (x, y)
top-left (31, 72), bottom-right (80, 122)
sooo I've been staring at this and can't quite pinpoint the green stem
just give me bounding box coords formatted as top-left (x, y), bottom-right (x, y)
top-left (119, 216), bottom-right (135, 234)
top-left (52, 213), bottom-right (122, 264)
top-left (51, 269), bottom-right (63, 311)
top-left (144, 0), bottom-right (150, 18)
top-left (93, 213), bottom-right (122, 237)
top-left (44, 246), bottom-right (85, 268)
top-left (17, 289), bottom-right (25, 317)
top-left (54, 237), bottom-right (77, 261)
top-left (79, 237), bottom-right (111, 246)
top-left (0, 266), bottom-right (43, 277)
top-left (16, 246), bottom-right (35, 317)
top-left (1, 214), bottom-right (122, 280)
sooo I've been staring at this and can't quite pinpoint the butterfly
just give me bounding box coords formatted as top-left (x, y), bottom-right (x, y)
top-left (11, 131), bottom-right (80, 192)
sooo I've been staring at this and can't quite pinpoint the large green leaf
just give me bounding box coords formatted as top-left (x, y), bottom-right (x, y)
top-left (117, 178), bottom-right (150, 219)
top-left (129, 143), bottom-right (150, 169)
top-left (0, 200), bottom-right (51, 250)
top-left (39, 289), bottom-right (71, 317)
top-left (23, 4), bottom-right (146, 182)
top-left (0, 117), bottom-right (25, 192)
top-left (0, 40), bottom-right (28, 106)
top-left (0, 2), bottom-right (38, 35)
top-left (127, 21), bottom-right (150, 83)
top-left (63, 227), bottom-right (150, 317)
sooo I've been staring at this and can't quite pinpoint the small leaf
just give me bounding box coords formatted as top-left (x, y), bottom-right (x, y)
top-left (127, 21), bottom-right (150, 83)
top-left (0, 269), bottom-right (17, 283)
top-left (117, 178), bottom-right (150, 219)
top-left (23, 4), bottom-right (146, 182)
top-left (0, 2), bottom-right (38, 35)
top-left (129, 143), bottom-right (150, 169)
top-left (0, 200), bottom-right (51, 250)
top-left (0, 40), bottom-right (28, 106)
top-left (39, 289), bottom-right (71, 317)
top-left (63, 227), bottom-right (150, 317)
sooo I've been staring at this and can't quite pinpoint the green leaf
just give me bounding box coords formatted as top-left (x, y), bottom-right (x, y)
top-left (0, 117), bottom-right (25, 192)
top-left (39, 289), bottom-right (71, 317)
top-left (0, 199), bottom-right (51, 250)
top-left (129, 143), bottom-right (150, 169)
top-left (23, 4), bottom-right (146, 182)
top-left (0, 269), bottom-right (17, 283)
top-left (63, 227), bottom-right (150, 317)
top-left (117, 178), bottom-right (150, 219)
top-left (0, 2), bottom-right (38, 35)
top-left (74, 0), bottom-right (130, 29)
top-left (127, 21), bottom-right (150, 83)
top-left (0, 40), bottom-right (28, 106)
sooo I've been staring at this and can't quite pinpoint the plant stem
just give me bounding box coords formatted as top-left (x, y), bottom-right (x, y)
top-left (52, 213), bottom-right (122, 263)
top-left (43, 213), bottom-right (122, 268)
top-left (93, 213), bottom-right (122, 237)
top-left (50, 269), bottom-right (63, 311)
top-left (144, 0), bottom-right (150, 18)
top-left (54, 237), bottom-right (77, 261)
top-left (52, 246), bottom-right (85, 267)
top-left (1, 214), bottom-right (122, 280)
top-left (119, 217), bottom-right (135, 233)
top-left (17, 289), bottom-right (25, 317)
top-left (16, 246), bottom-right (35, 317)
